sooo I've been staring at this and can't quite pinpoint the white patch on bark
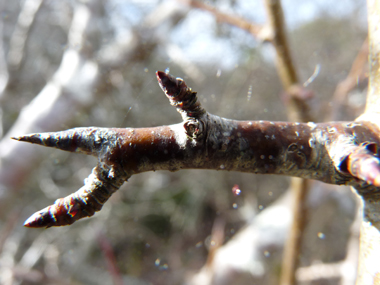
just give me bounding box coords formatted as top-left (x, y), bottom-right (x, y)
top-left (307, 122), bottom-right (317, 130)
top-left (327, 135), bottom-right (357, 171)
top-left (169, 123), bottom-right (188, 149)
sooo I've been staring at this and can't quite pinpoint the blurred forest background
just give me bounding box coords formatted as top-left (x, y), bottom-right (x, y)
top-left (0, 0), bottom-right (369, 284)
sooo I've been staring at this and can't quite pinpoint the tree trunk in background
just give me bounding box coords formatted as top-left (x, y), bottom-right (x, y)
top-left (356, 0), bottom-right (380, 283)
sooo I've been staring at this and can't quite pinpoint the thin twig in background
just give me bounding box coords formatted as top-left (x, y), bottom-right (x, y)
top-left (263, 0), bottom-right (297, 87)
top-left (279, 179), bottom-right (309, 285)
top-left (97, 231), bottom-right (124, 285)
top-left (185, 0), bottom-right (266, 40)
top-left (7, 0), bottom-right (45, 71)
top-left (0, 208), bottom-right (21, 254)
top-left (186, 0), bottom-right (313, 120)
top-left (143, 2), bottom-right (206, 84)
top-left (329, 38), bottom-right (369, 121)
top-left (263, 0), bottom-right (313, 122)
top-left (189, 216), bottom-right (226, 285)
top-left (0, 3), bottom-right (9, 100)
top-left (263, 1), bottom-right (313, 284)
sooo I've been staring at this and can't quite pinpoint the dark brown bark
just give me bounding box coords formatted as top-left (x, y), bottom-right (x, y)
top-left (12, 72), bottom-right (380, 228)
top-left (15, 119), bottom-right (380, 186)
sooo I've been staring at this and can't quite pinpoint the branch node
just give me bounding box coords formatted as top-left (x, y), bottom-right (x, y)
top-left (184, 119), bottom-right (205, 140)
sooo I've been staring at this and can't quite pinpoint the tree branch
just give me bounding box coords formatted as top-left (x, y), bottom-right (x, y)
top-left (263, 0), bottom-right (297, 88)
top-left (185, 0), bottom-right (265, 40)
top-left (330, 38), bottom-right (368, 121)
top-left (7, 0), bottom-right (45, 71)
top-left (354, 1), bottom-right (380, 283)
top-left (365, 0), bottom-right (380, 117)
top-left (12, 72), bottom-right (380, 228)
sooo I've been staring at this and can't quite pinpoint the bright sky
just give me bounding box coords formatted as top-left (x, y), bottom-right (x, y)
top-left (109, 0), bottom-right (366, 69)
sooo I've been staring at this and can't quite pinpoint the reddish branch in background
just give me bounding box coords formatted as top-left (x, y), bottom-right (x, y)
top-left (12, 72), bottom-right (380, 228)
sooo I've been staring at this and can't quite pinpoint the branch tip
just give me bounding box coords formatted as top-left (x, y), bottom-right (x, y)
top-left (156, 70), bottom-right (205, 119)
top-left (156, 70), bottom-right (183, 97)
top-left (345, 142), bottom-right (380, 187)
top-left (24, 208), bottom-right (52, 228)
top-left (11, 133), bottom-right (43, 145)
